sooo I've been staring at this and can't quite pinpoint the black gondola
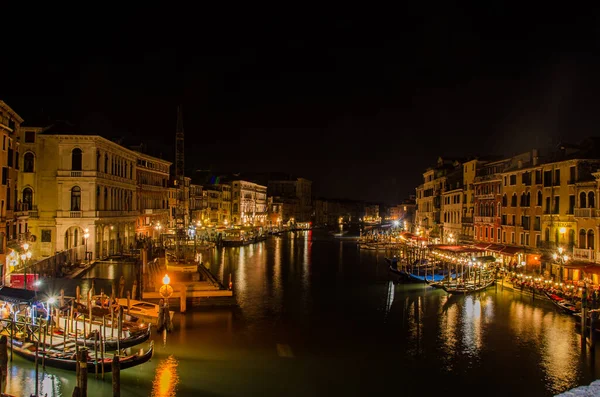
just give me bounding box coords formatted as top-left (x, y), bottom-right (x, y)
top-left (74, 325), bottom-right (151, 350)
top-left (544, 291), bottom-right (580, 315)
top-left (11, 339), bottom-right (154, 372)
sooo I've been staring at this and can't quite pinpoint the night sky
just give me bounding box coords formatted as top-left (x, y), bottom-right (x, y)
top-left (3, 6), bottom-right (600, 204)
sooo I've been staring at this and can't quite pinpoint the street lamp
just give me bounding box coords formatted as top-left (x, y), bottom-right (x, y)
top-left (84, 228), bottom-right (90, 264)
top-left (159, 273), bottom-right (173, 299)
top-left (552, 246), bottom-right (570, 283)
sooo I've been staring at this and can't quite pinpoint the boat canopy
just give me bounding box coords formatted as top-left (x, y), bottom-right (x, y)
top-left (0, 286), bottom-right (36, 304)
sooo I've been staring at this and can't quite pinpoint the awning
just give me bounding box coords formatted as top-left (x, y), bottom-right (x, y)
top-left (499, 246), bottom-right (523, 256)
top-left (474, 243), bottom-right (491, 249)
top-left (487, 244), bottom-right (505, 253)
top-left (430, 245), bottom-right (483, 253)
top-left (0, 286), bottom-right (36, 304)
top-left (563, 260), bottom-right (590, 269)
top-left (473, 255), bottom-right (498, 263)
top-left (583, 265), bottom-right (600, 275)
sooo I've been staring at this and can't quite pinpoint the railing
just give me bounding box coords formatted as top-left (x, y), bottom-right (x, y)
top-left (474, 216), bottom-right (495, 224)
top-left (475, 194), bottom-right (495, 200)
top-left (574, 208), bottom-right (596, 218)
top-left (573, 248), bottom-right (596, 262)
top-left (462, 216), bottom-right (473, 223)
top-left (94, 210), bottom-right (138, 217)
top-left (70, 211), bottom-right (82, 218)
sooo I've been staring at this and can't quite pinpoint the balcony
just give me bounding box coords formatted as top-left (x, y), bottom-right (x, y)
top-left (574, 208), bottom-right (597, 218)
top-left (573, 248), bottom-right (596, 262)
top-left (57, 210), bottom-right (138, 218)
top-left (476, 193), bottom-right (495, 200)
top-left (462, 216), bottom-right (473, 224)
top-left (474, 216), bottom-right (495, 224)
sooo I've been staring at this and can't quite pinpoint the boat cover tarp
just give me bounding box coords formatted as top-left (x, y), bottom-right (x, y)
top-left (0, 286), bottom-right (36, 304)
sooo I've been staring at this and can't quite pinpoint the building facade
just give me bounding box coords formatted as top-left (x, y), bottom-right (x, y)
top-left (135, 152), bottom-right (171, 239)
top-left (19, 125), bottom-right (139, 260)
top-left (231, 180), bottom-right (267, 225)
top-left (267, 177), bottom-right (312, 222)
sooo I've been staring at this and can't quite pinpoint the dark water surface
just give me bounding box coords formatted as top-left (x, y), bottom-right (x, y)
top-left (5, 230), bottom-right (600, 396)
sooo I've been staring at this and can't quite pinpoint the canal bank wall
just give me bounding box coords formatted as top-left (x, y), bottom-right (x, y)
top-left (556, 379), bottom-right (600, 396)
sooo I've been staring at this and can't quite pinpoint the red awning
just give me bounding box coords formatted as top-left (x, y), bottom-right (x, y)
top-left (474, 243), bottom-right (491, 249)
top-left (430, 245), bottom-right (484, 254)
top-left (584, 265), bottom-right (600, 275)
top-left (563, 260), bottom-right (590, 269)
top-left (487, 244), bottom-right (505, 253)
top-left (499, 246), bottom-right (523, 256)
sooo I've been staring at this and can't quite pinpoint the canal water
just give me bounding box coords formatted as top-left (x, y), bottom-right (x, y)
top-left (5, 229), bottom-right (600, 396)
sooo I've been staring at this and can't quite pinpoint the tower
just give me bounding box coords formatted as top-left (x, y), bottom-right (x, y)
top-left (175, 106), bottom-right (186, 234)
top-left (175, 105), bottom-right (185, 185)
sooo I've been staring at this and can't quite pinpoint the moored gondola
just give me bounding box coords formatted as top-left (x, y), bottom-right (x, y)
top-left (544, 291), bottom-right (580, 315)
top-left (442, 277), bottom-right (496, 295)
top-left (73, 324), bottom-right (151, 350)
top-left (10, 339), bottom-right (154, 372)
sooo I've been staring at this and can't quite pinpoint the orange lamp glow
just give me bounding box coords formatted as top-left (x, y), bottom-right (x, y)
top-left (162, 274), bottom-right (170, 285)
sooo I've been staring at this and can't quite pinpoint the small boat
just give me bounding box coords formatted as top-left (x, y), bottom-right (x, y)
top-left (442, 277), bottom-right (496, 295)
top-left (90, 296), bottom-right (174, 326)
top-left (10, 339), bottom-right (154, 372)
top-left (545, 292), bottom-right (580, 315)
top-left (74, 324), bottom-right (152, 351)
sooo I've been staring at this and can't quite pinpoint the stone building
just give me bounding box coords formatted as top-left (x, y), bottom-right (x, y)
top-left (231, 180), bottom-right (267, 225)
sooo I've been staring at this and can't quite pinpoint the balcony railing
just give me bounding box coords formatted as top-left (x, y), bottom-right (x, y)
top-left (462, 216), bottom-right (473, 224)
top-left (475, 193), bottom-right (495, 200)
top-left (573, 248), bottom-right (596, 262)
top-left (474, 216), bottom-right (495, 224)
top-left (574, 208), bottom-right (596, 218)
top-left (70, 211), bottom-right (82, 218)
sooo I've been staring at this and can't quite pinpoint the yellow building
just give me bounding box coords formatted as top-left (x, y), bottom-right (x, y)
top-left (134, 152), bottom-right (171, 239)
top-left (441, 187), bottom-right (462, 243)
top-left (416, 157), bottom-right (461, 240)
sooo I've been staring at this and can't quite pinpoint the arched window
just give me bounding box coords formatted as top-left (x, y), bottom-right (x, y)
top-left (545, 228), bottom-right (550, 242)
top-left (579, 229), bottom-right (587, 249)
top-left (502, 194), bottom-right (507, 207)
top-left (71, 148), bottom-right (82, 171)
top-left (526, 192), bottom-right (531, 207)
top-left (589, 192), bottom-right (595, 208)
top-left (511, 194), bottom-right (517, 207)
top-left (588, 229), bottom-right (595, 250)
top-left (497, 202), bottom-right (501, 217)
top-left (490, 203), bottom-right (494, 217)
top-left (580, 192), bottom-right (587, 208)
top-left (537, 191), bottom-right (542, 206)
top-left (71, 186), bottom-right (81, 211)
top-left (23, 152), bottom-right (35, 173)
top-left (520, 193), bottom-right (526, 206)
top-left (96, 151), bottom-right (101, 171)
top-left (22, 188), bottom-right (32, 210)
top-left (104, 154), bottom-right (109, 173)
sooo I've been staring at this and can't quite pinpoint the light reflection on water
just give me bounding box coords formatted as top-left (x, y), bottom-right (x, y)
top-left (9, 232), bottom-right (600, 396)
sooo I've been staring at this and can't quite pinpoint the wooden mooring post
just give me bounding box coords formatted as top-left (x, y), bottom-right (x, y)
top-left (0, 335), bottom-right (7, 394)
top-left (112, 355), bottom-right (121, 397)
top-left (75, 347), bottom-right (88, 397)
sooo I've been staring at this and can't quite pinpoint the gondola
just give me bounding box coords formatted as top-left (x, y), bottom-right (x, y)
top-left (544, 291), bottom-right (580, 315)
top-left (442, 277), bottom-right (496, 295)
top-left (74, 324), bottom-right (151, 350)
top-left (10, 339), bottom-right (154, 372)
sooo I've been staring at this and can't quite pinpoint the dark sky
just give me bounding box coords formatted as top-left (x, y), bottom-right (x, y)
top-left (3, 6), bottom-right (600, 203)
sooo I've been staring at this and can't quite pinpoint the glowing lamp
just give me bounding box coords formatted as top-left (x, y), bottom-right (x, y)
top-left (559, 227), bottom-right (566, 234)
top-left (163, 274), bottom-right (171, 285)
top-left (48, 297), bottom-right (56, 305)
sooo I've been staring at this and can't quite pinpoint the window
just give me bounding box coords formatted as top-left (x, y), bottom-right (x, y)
top-left (537, 191), bottom-right (542, 206)
top-left (580, 192), bottom-right (587, 208)
top-left (71, 148), bottom-right (82, 171)
top-left (96, 151), bottom-right (101, 171)
top-left (554, 169), bottom-right (560, 186)
top-left (23, 152), bottom-right (34, 172)
top-left (15, 151), bottom-right (18, 170)
top-left (502, 194), bottom-right (507, 206)
top-left (569, 195), bottom-right (575, 214)
top-left (589, 192), bottom-right (595, 208)
top-left (22, 188), bottom-right (32, 210)
top-left (534, 216), bottom-right (541, 231)
top-left (580, 229), bottom-right (587, 249)
top-left (569, 166), bottom-right (576, 184)
top-left (553, 196), bottom-right (560, 214)
top-left (7, 148), bottom-right (13, 167)
top-left (510, 175), bottom-right (517, 185)
top-left (24, 131), bottom-right (35, 143)
top-left (588, 230), bottom-right (595, 250)
top-left (71, 186), bottom-right (81, 211)
top-left (1, 167), bottom-right (6, 185)
top-left (41, 230), bottom-right (51, 242)
top-left (511, 194), bottom-right (517, 207)
top-left (543, 170), bottom-right (552, 187)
